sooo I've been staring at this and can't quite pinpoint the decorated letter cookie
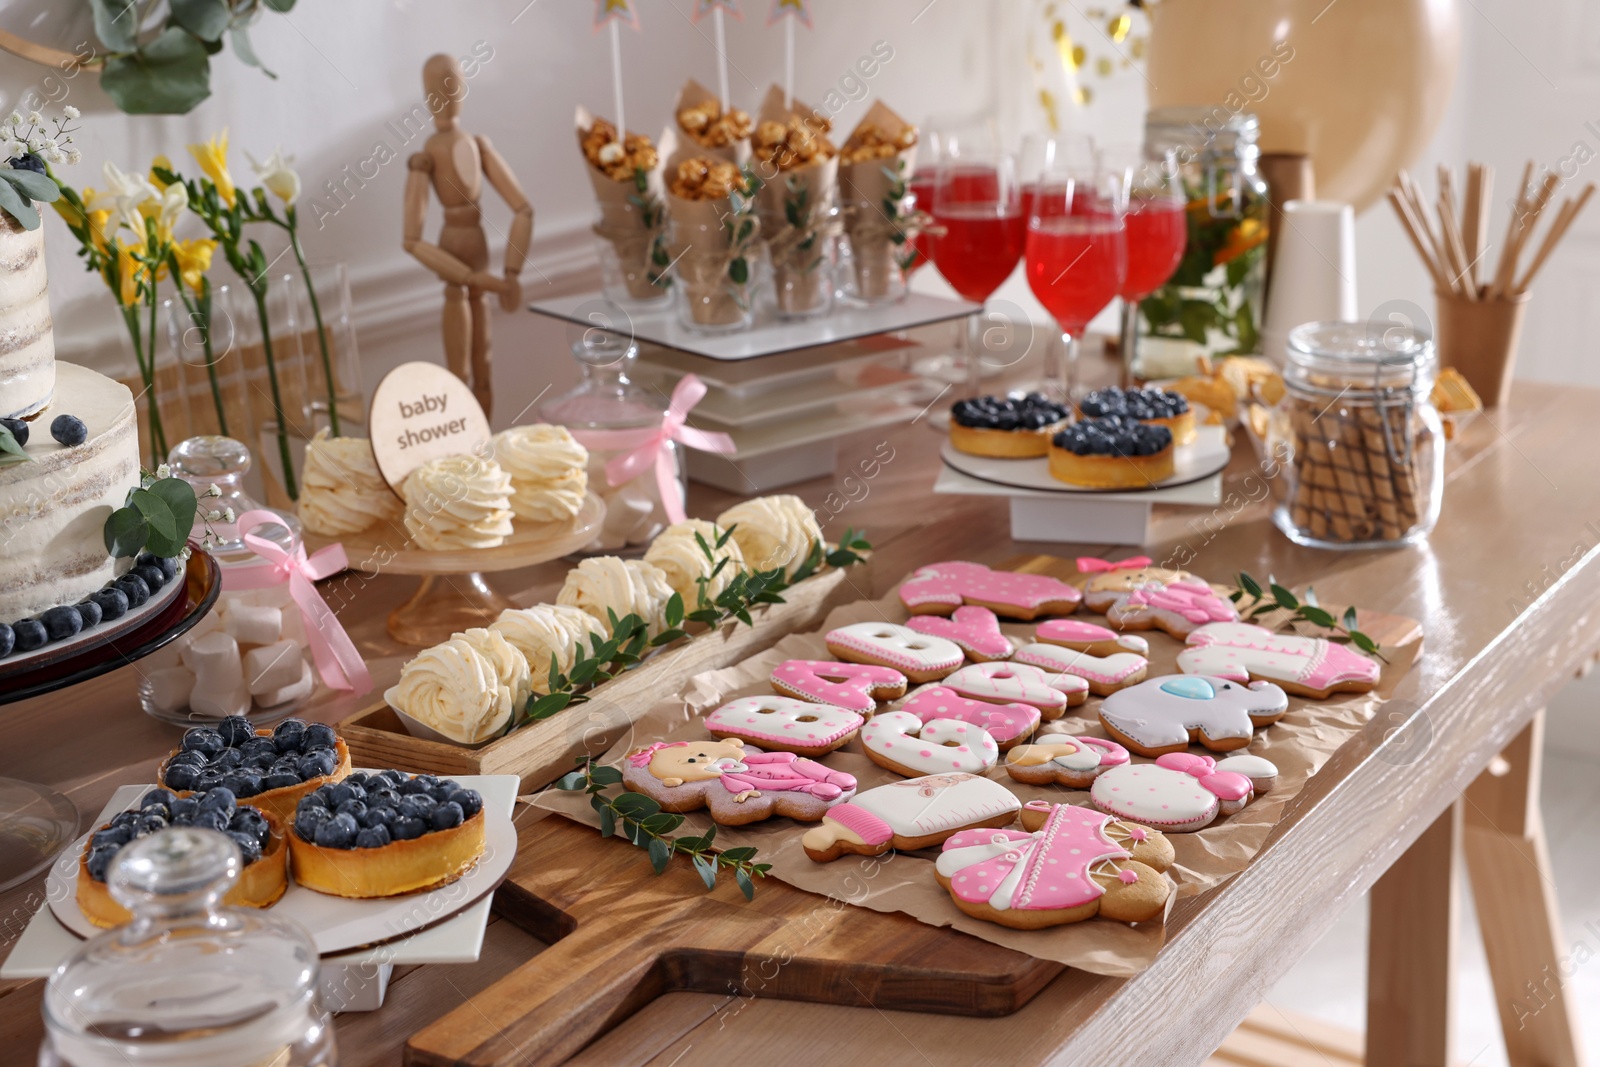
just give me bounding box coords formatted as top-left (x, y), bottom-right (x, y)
top-left (824, 622), bottom-right (964, 683)
top-left (944, 662), bottom-right (1088, 719)
top-left (1105, 578), bottom-right (1239, 638)
top-left (1098, 674), bottom-right (1289, 757)
top-left (860, 710), bottom-right (1000, 777)
top-left (1078, 557), bottom-right (1194, 612)
top-left (769, 660), bottom-right (906, 712)
top-left (1013, 641), bottom-right (1149, 696)
top-left (621, 738), bottom-right (856, 826)
top-left (704, 695), bottom-right (864, 757)
top-left (1089, 752), bottom-right (1277, 832)
top-left (935, 801), bottom-right (1175, 927)
top-left (898, 685), bottom-right (1040, 748)
top-left (1004, 734), bottom-right (1129, 788)
top-left (906, 605), bottom-right (1015, 661)
top-left (1034, 618), bottom-right (1149, 657)
top-left (1178, 621), bottom-right (1380, 699)
top-left (801, 773), bottom-right (1021, 863)
top-left (898, 560), bottom-right (1082, 620)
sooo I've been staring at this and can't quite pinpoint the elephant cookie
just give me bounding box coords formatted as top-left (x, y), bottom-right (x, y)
top-left (935, 801), bottom-right (1175, 927)
top-left (1105, 578), bottom-right (1239, 638)
top-left (1089, 752), bottom-right (1277, 832)
top-left (802, 773), bottom-right (1021, 862)
top-left (943, 661), bottom-right (1088, 719)
top-left (704, 695), bottom-right (864, 757)
top-left (1098, 674), bottom-right (1289, 757)
top-left (1078, 558), bottom-right (1195, 612)
top-left (1034, 618), bottom-right (1149, 657)
top-left (1178, 621), bottom-right (1380, 699)
top-left (898, 685), bottom-right (1041, 749)
top-left (1004, 734), bottom-right (1129, 788)
top-left (621, 738), bottom-right (856, 826)
top-left (906, 605), bottom-right (1015, 661)
top-left (825, 622), bottom-right (964, 682)
top-left (770, 659), bottom-right (907, 713)
top-left (898, 560), bottom-right (1081, 620)
top-left (860, 710), bottom-right (1000, 777)
top-left (1013, 641), bottom-right (1148, 696)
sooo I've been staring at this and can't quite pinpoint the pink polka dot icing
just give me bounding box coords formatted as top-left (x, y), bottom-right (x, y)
top-left (899, 685), bottom-right (1041, 744)
top-left (770, 659), bottom-right (906, 712)
top-left (906, 605), bottom-right (1015, 660)
top-left (898, 561), bottom-right (1083, 618)
top-left (860, 711), bottom-right (999, 775)
top-left (935, 804), bottom-right (1130, 911)
top-left (1177, 621), bottom-right (1380, 693)
top-left (705, 695), bottom-right (864, 749)
top-left (1035, 618), bottom-right (1149, 656)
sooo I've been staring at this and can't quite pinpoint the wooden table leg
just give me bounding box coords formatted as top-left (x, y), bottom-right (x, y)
top-left (1461, 712), bottom-right (1584, 1067)
top-left (1367, 803), bottom-right (1459, 1067)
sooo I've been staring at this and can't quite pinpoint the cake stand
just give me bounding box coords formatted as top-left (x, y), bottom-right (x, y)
top-left (0, 549), bottom-right (222, 892)
top-left (305, 492), bottom-right (606, 647)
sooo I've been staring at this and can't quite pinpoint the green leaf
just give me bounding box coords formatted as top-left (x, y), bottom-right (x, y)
top-left (1301, 586), bottom-right (1320, 608)
top-left (171, 0), bottom-right (231, 41)
top-left (589, 764), bottom-right (624, 786)
top-left (700, 824), bottom-right (716, 847)
top-left (720, 846), bottom-right (758, 862)
top-left (729, 257), bottom-right (749, 285)
top-left (611, 792), bottom-right (660, 820)
top-left (735, 867), bottom-right (755, 900)
top-left (716, 524), bottom-right (735, 548)
top-left (1300, 605), bottom-right (1336, 628)
top-left (555, 769), bottom-right (587, 791)
top-left (1343, 606), bottom-right (1359, 631)
top-left (89, 0), bottom-right (140, 52)
top-left (228, 23), bottom-right (276, 78)
top-left (1270, 583), bottom-right (1300, 611)
top-left (104, 507), bottom-right (149, 558)
top-left (262, 0), bottom-right (297, 10)
top-left (0, 179), bottom-right (38, 229)
top-left (149, 477), bottom-right (198, 540)
top-left (2, 169), bottom-right (61, 204)
top-left (640, 812), bottom-right (684, 835)
top-left (597, 805), bottom-right (615, 838)
top-left (0, 425), bottom-right (29, 468)
top-left (647, 835), bottom-right (671, 874)
top-left (526, 691), bottom-right (573, 720)
top-left (692, 853), bottom-right (718, 890)
top-left (675, 834), bottom-right (706, 852)
top-left (101, 28), bottom-right (213, 115)
top-left (128, 488), bottom-right (178, 542)
top-left (1350, 630), bottom-right (1380, 655)
top-left (665, 591), bottom-right (684, 628)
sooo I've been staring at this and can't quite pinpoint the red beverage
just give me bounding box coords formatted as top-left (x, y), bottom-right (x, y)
top-left (1025, 215), bottom-right (1127, 335)
top-left (932, 205), bottom-right (1025, 303)
top-left (905, 173), bottom-right (937, 275)
top-left (1121, 197), bottom-right (1186, 300)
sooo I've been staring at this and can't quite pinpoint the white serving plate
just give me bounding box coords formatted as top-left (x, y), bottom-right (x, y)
top-left (939, 423), bottom-right (1232, 495)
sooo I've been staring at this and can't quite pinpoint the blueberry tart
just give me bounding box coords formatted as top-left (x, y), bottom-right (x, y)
top-left (157, 716), bottom-right (352, 824)
top-left (286, 770), bottom-right (487, 898)
top-left (949, 393), bottom-right (1073, 458)
top-left (1048, 416), bottom-right (1175, 488)
top-left (1078, 386), bottom-right (1196, 447)
top-left (76, 787), bottom-right (288, 927)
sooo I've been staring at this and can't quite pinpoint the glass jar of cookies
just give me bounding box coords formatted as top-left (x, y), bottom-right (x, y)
top-left (1262, 321), bottom-right (1444, 549)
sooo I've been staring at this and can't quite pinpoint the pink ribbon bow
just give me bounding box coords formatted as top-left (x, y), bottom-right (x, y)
top-left (572, 375), bottom-right (735, 525)
top-left (222, 510), bottom-right (372, 695)
top-left (1076, 555), bottom-right (1153, 574)
top-left (1155, 752), bottom-right (1252, 802)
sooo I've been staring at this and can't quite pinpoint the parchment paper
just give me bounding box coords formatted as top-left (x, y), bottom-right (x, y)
top-left (534, 587), bottom-right (1422, 976)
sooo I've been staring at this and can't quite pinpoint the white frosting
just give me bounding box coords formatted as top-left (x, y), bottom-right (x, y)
top-left (0, 218), bottom-right (55, 419)
top-left (297, 430), bottom-right (402, 536)
top-left (491, 423), bottom-right (589, 522)
top-left (1098, 674), bottom-right (1289, 750)
top-left (850, 773), bottom-right (1020, 835)
top-left (1215, 753), bottom-right (1278, 781)
top-left (898, 685), bottom-right (1040, 744)
top-left (1090, 762), bottom-right (1221, 828)
top-left (1177, 621), bottom-right (1381, 691)
top-left (556, 555), bottom-right (676, 636)
top-left (401, 454), bottom-right (514, 550)
top-left (490, 603), bottom-right (606, 692)
top-left (705, 695), bottom-right (863, 748)
top-left (1013, 642), bottom-right (1148, 687)
top-left (944, 662), bottom-right (1085, 714)
top-left (390, 633), bottom-right (521, 743)
top-left (716, 494), bottom-right (823, 576)
top-left (643, 518), bottom-right (746, 604)
top-left (825, 622), bottom-right (964, 675)
top-left (860, 710), bottom-right (999, 775)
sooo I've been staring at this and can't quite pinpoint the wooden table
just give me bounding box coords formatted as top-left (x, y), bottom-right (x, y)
top-left (1, 375), bottom-right (1593, 1067)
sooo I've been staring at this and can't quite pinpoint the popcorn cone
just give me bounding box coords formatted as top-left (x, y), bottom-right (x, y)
top-left (839, 101), bottom-right (918, 302)
top-left (751, 86), bottom-right (840, 318)
top-left (666, 194), bottom-right (758, 328)
top-left (576, 106), bottom-right (672, 302)
top-left (669, 78), bottom-right (751, 169)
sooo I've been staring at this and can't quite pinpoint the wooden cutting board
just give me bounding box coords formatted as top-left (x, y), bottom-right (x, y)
top-left (403, 816), bottom-right (1064, 1067)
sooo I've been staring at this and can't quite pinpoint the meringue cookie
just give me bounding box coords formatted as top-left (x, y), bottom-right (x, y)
top-left (390, 635), bottom-right (517, 744)
top-left (401, 454), bottom-right (514, 550)
top-left (491, 424), bottom-right (589, 522)
top-left (491, 603), bottom-right (607, 692)
top-left (557, 556), bottom-right (677, 636)
top-left (717, 494), bottom-right (823, 576)
top-left (297, 430), bottom-right (403, 537)
top-left (451, 626), bottom-right (532, 711)
top-left (644, 518), bottom-right (746, 605)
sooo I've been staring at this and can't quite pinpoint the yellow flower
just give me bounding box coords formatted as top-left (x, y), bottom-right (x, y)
top-left (149, 155), bottom-right (173, 191)
top-left (171, 237), bottom-right (217, 295)
top-left (87, 208), bottom-right (112, 255)
top-left (111, 239), bottom-right (142, 306)
top-left (188, 130), bottom-right (235, 208)
top-left (51, 195), bottom-right (84, 231)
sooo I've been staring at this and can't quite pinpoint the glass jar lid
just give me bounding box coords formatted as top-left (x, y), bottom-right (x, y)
top-left (539, 328), bottom-right (667, 430)
top-left (1146, 106), bottom-right (1260, 154)
top-left (1285, 321), bottom-right (1436, 394)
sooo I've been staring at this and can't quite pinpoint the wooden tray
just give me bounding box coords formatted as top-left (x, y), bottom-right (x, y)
top-left (340, 560), bottom-right (872, 790)
top-left (404, 817), bottom-right (1063, 1067)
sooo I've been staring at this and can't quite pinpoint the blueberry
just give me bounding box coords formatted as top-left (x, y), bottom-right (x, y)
top-left (8, 152), bottom-right (45, 175)
top-left (1, 416), bottom-right (27, 445)
top-left (397, 776), bottom-right (431, 796)
top-left (0, 623), bottom-right (12, 659)
top-left (74, 598), bottom-right (102, 629)
top-left (228, 805), bottom-right (268, 838)
top-left (220, 772), bottom-right (262, 798)
top-left (391, 816), bottom-right (427, 841)
top-left (239, 735), bottom-right (276, 759)
top-left (355, 825), bottom-right (391, 849)
top-left (261, 772), bottom-right (300, 791)
top-left (140, 788), bottom-right (176, 810)
top-left (218, 716), bottom-right (256, 748)
top-left (208, 748), bottom-right (243, 772)
top-left (447, 789), bottom-right (483, 819)
top-left (272, 719), bottom-right (306, 754)
top-left (429, 784), bottom-right (456, 804)
top-left (314, 812), bottom-right (359, 849)
top-left (367, 788), bottom-right (400, 810)
top-left (303, 723), bottom-right (337, 750)
top-left (114, 573), bottom-right (150, 608)
top-left (39, 605), bottom-right (81, 641)
top-left (194, 772), bottom-right (227, 793)
top-left (181, 727), bottom-right (223, 757)
top-left (130, 563), bottom-right (166, 593)
top-left (49, 415), bottom-right (87, 447)
top-left (138, 553), bottom-right (179, 583)
top-left (168, 749), bottom-right (207, 769)
top-left (91, 587), bottom-right (129, 621)
top-left (296, 749), bottom-right (337, 780)
top-left (110, 811), bottom-right (140, 830)
top-left (227, 830), bottom-right (263, 865)
top-left (344, 772), bottom-right (371, 790)
top-left (191, 808), bottom-right (231, 834)
top-left (136, 812), bottom-right (168, 835)
top-left (398, 794), bottom-right (436, 820)
top-left (378, 769), bottom-right (408, 787)
top-left (358, 807), bottom-right (393, 830)
top-left (86, 844), bottom-right (119, 882)
top-left (198, 787), bottom-right (236, 814)
top-left (428, 802), bottom-right (464, 831)
top-left (243, 750), bottom-right (278, 771)
top-left (268, 757), bottom-right (302, 778)
top-left (323, 782), bottom-right (358, 808)
top-left (334, 799), bottom-right (367, 821)
top-left (295, 805), bottom-right (332, 842)
top-left (169, 797), bottom-right (200, 821)
top-left (12, 618), bottom-right (46, 652)
top-left (91, 825), bottom-right (132, 850)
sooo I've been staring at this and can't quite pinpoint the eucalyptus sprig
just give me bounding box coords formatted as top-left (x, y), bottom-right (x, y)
top-left (0, 424), bottom-right (29, 469)
top-left (723, 166), bottom-right (764, 290)
top-left (1231, 572), bottom-right (1385, 661)
top-left (104, 467), bottom-right (201, 559)
top-left (555, 757), bottom-right (771, 898)
top-left (629, 166), bottom-right (672, 289)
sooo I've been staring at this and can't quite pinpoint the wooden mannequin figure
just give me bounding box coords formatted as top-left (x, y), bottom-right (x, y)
top-left (402, 53), bottom-right (533, 418)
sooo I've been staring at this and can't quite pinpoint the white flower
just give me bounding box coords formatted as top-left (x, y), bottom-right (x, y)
top-left (39, 137), bottom-right (55, 151)
top-left (205, 509), bottom-right (222, 523)
top-left (178, 545), bottom-right (193, 563)
top-left (246, 146), bottom-right (300, 204)
top-left (206, 483), bottom-right (222, 498)
top-left (65, 148), bottom-right (81, 166)
top-left (2, 139), bottom-right (22, 159)
top-left (62, 105), bottom-right (79, 120)
top-left (24, 136), bottom-right (42, 153)
top-left (88, 160), bottom-right (161, 235)
top-left (221, 506), bottom-right (236, 524)
top-left (25, 111), bottom-right (41, 126)
top-left (7, 112), bottom-right (20, 127)
top-left (156, 181), bottom-right (186, 238)
top-left (44, 148), bottom-right (62, 164)
top-left (155, 463), bottom-right (172, 479)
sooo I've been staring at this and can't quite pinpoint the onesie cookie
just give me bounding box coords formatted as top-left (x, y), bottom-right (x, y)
top-left (1034, 618), bottom-right (1149, 657)
top-left (898, 560), bottom-right (1082, 619)
top-left (1089, 751), bottom-right (1277, 832)
top-left (1078, 559), bottom-right (1195, 613)
top-left (769, 659), bottom-right (907, 713)
top-left (1097, 674), bottom-right (1289, 757)
top-left (1013, 641), bottom-right (1149, 696)
top-left (935, 802), bottom-right (1174, 928)
top-left (906, 605), bottom-right (1015, 662)
top-left (1004, 734), bottom-right (1129, 788)
top-left (1178, 621), bottom-right (1380, 699)
top-left (704, 695), bottom-right (864, 757)
top-left (1105, 578), bottom-right (1239, 638)
top-left (898, 685), bottom-right (1041, 748)
top-left (825, 622), bottom-right (964, 682)
top-left (860, 710), bottom-right (1000, 777)
top-left (801, 773), bottom-right (1021, 863)
top-left (621, 739), bottom-right (856, 825)
top-left (943, 661), bottom-right (1088, 719)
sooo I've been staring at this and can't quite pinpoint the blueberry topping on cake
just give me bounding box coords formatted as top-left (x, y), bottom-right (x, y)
top-left (12, 618), bottom-right (46, 652)
top-left (114, 573), bottom-right (150, 608)
top-left (1053, 415), bottom-right (1173, 457)
top-left (91, 587), bottom-right (129, 622)
top-left (1078, 386), bottom-right (1189, 421)
top-left (41, 605), bottom-right (82, 641)
top-left (294, 771), bottom-right (483, 850)
top-left (1, 417), bottom-right (27, 446)
top-left (950, 392), bottom-right (1072, 431)
top-left (84, 787), bottom-right (273, 883)
top-left (75, 598), bottom-right (102, 628)
top-left (166, 717), bottom-right (342, 799)
top-left (50, 414), bottom-right (87, 447)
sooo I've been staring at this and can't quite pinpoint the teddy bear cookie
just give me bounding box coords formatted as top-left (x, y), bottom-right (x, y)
top-left (1098, 674), bottom-right (1290, 757)
top-left (1034, 618), bottom-right (1149, 657)
top-left (935, 801), bottom-right (1175, 928)
top-left (906, 605), bottom-right (1015, 662)
top-left (1089, 752), bottom-right (1277, 832)
top-left (898, 685), bottom-right (1041, 748)
top-left (1104, 578), bottom-right (1239, 638)
top-left (943, 662), bottom-right (1088, 719)
top-left (770, 659), bottom-right (907, 713)
top-left (705, 695), bottom-right (864, 757)
top-left (621, 739), bottom-right (856, 826)
top-left (1077, 558), bottom-right (1195, 612)
top-left (860, 710), bottom-right (1000, 777)
top-left (824, 622), bottom-right (964, 682)
top-left (1013, 641), bottom-right (1149, 696)
top-left (801, 773), bottom-right (1022, 862)
top-left (1177, 621), bottom-right (1381, 699)
top-left (1004, 734), bottom-right (1129, 788)
top-left (898, 560), bottom-right (1082, 620)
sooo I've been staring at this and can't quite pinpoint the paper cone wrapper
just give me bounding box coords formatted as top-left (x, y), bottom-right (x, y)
top-left (577, 106), bottom-right (672, 301)
top-left (668, 77), bottom-right (751, 170)
top-left (666, 194), bottom-right (755, 326)
top-left (837, 102), bottom-right (918, 299)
